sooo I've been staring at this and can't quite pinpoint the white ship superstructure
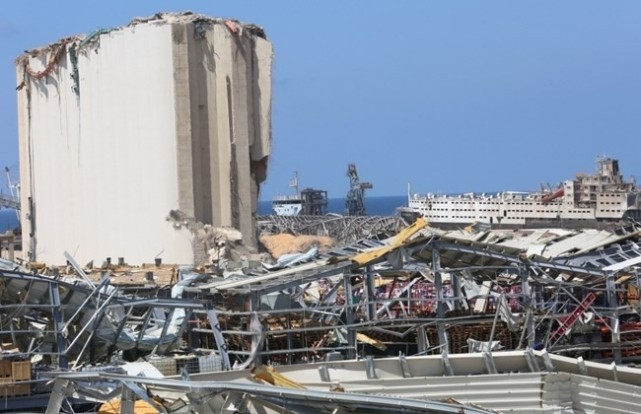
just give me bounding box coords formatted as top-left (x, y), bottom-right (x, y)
top-left (271, 172), bottom-right (328, 216)
top-left (272, 171), bottom-right (304, 216)
top-left (272, 195), bottom-right (304, 216)
top-left (406, 157), bottom-right (641, 226)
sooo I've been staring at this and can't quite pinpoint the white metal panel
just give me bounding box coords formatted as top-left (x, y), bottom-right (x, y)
top-left (184, 351), bottom-right (641, 413)
top-left (570, 375), bottom-right (641, 414)
top-left (603, 255), bottom-right (641, 271)
top-left (539, 230), bottom-right (602, 257)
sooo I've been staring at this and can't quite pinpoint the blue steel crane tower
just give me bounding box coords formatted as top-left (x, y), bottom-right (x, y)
top-left (345, 164), bottom-right (373, 216)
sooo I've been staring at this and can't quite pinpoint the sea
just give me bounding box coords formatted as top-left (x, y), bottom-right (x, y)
top-left (0, 195), bottom-right (407, 232)
top-left (0, 209), bottom-right (19, 232)
top-left (258, 195), bottom-right (407, 216)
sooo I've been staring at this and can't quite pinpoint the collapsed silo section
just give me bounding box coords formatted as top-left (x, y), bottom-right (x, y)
top-left (15, 13), bottom-right (272, 266)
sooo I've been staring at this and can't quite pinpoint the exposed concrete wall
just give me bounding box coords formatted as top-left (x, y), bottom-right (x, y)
top-left (15, 13), bottom-right (272, 265)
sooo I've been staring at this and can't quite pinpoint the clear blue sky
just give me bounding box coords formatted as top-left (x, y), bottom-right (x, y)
top-left (1, 1), bottom-right (641, 201)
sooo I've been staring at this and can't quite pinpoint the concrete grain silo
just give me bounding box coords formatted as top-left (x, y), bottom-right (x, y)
top-left (15, 12), bottom-right (272, 265)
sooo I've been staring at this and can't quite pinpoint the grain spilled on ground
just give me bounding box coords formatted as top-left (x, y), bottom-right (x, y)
top-left (260, 234), bottom-right (334, 258)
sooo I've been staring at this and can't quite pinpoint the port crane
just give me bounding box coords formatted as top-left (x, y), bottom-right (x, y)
top-left (345, 163), bottom-right (372, 216)
top-left (1, 167), bottom-right (20, 216)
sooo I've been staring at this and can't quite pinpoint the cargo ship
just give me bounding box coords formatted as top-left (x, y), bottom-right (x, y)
top-left (402, 157), bottom-right (641, 226)
top-left (271, 172), bottom-right (328, 216)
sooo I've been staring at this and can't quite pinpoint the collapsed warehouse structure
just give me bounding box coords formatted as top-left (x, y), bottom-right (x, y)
top-left (9, 8), bottom-right (641, 414)
top-left (3, 218), bottom-right (641, 412)
top-left (15, 12), bottom-right (272, 265)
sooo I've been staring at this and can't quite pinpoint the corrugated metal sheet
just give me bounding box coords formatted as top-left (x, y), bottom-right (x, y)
top-left (184, 351), bottom-right (641, 413)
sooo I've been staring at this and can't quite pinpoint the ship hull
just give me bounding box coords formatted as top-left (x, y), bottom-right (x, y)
top-left (402, 158), bottom-right (641, 228)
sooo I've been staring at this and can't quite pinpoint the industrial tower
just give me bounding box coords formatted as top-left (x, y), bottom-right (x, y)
top-left (345, 164), bottom-right (373, 216)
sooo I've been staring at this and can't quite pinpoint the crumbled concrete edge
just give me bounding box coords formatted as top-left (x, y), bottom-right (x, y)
top-left (167, 209), bottom-right (255, 267)
top-left (15, 10), bottom-right (266, 63)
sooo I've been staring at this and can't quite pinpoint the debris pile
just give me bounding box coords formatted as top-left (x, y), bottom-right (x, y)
top-left (4, 216), bottom-right (641, 411)
top-left (167, 209), bottom-right (259, 266)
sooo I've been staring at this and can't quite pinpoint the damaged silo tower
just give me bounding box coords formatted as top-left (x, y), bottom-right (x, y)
top-left (15, 12), bottom-right (272, 265)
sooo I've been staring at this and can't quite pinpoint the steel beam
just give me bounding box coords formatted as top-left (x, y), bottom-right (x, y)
top-left (343, 272), bottom-right (356, 359)
top-left (205, 306), bottom-right (231, 370)
top-left (48, 282), bottom-right (67, 369)
top-left (432, 241), bottom-right (452, 375)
